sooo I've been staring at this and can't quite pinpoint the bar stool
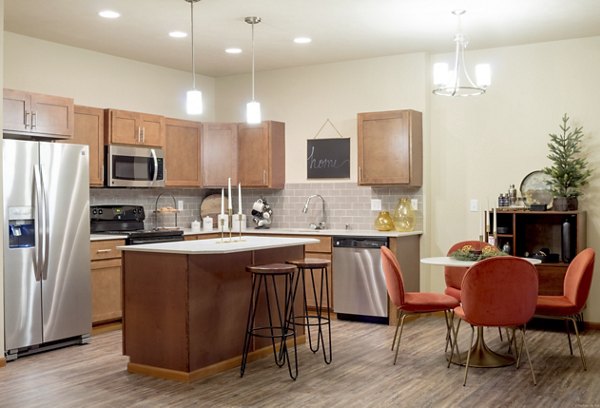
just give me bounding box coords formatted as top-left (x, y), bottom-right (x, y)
top-left (240, 263), bottom-right (299, 380)
top-left (287, 258), bottom-right (332, 364)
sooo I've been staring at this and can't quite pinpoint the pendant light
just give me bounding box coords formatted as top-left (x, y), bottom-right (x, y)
top-left (185, 0), bottom-right (203, 115)
top-left (245, 16), bottom-right (261, 124)
top-left (432, 10), bottom-right (491, 97)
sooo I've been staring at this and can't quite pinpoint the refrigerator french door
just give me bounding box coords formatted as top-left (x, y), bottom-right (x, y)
top-left (3, 139), bottom-right (91, 359)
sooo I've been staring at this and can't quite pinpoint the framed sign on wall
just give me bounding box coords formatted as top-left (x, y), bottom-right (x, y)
top-left (307, 119), bottom-right (350, 179)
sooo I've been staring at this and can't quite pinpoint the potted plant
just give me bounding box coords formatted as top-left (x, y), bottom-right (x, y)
top-left (543, 114), bottom-right (592, 211)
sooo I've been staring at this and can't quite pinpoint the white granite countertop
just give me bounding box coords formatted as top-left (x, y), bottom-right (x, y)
top-left (118, 235), bottom-right (319, 255)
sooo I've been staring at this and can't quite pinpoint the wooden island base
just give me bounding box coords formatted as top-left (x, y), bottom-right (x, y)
top-left (121, 239), bottom-right (311, 382)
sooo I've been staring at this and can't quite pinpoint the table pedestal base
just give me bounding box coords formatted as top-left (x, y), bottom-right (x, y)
top-left (450, 327), bottom-right (515, 368)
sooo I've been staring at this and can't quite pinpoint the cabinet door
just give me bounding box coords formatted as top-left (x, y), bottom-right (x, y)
top-left (358, 110), bottom-right (422, 186)
top-left (30, 93), bottom-right (74, 138)
top-left (201, 123), bottom-right (238, 187)
top-left (91, 258), bottom-right (122, 324)
top-left (71, 105), bottom-right (104, 186)
top-left (165, 118), bottom-right (202, 187)
top-left (238, 121), bottom-right (285, 188)
top-left (108, 109), bottom-right (140, 145)
top-left (3, 88), bottom-right (30, 132)
top-left (139, 113), bottom-right (165, 147)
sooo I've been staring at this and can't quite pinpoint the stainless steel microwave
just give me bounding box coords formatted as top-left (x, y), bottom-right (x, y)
top-left (106, 145), bottom-right (165, 187)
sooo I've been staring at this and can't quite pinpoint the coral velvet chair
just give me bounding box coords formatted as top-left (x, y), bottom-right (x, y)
top-left (449, 257), bottom-right (539, 386)
top-left (535, 248), bottom-right (595, 370)
top-left (380, 246), bottom-right (460, 365)
top-left (444, 240), bottom-right (492, 301)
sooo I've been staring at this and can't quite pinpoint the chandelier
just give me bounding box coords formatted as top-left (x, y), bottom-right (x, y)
top-left (432, 10), bottom-right (491, 97)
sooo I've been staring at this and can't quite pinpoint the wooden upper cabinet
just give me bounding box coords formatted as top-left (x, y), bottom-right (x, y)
top-left (165, 118), bottom-right (202, 187)
top-left (3, 88), bottom-right (74, 139)
top-left (238, 121), bottom-right (285, 189)
top-left (105, 109), bottom-right (165, 147)
top-left (66, 105), bottom-right (105, 187)
top-left (357, 109), bottom-right (422, 186)
top-left (201, 123), bottom-right (238, 187)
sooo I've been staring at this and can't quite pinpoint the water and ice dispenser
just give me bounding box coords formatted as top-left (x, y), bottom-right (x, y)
top-left (8, 206), bottom-right (35, 248)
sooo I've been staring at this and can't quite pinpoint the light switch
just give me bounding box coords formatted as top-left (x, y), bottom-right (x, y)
top-left (371, 199), bottom-right (382, 211)
top-left (469, 199), bottom-right (479, 212)
top-left (411, 199), bottom-right (418, 210)
top-left (177, 200), bottom-right (184, 211)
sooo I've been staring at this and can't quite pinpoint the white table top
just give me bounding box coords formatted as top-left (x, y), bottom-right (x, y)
top-left (420, 256), bottom-right (542, 267)
top-left (118, 235), bottom-right (319, 255)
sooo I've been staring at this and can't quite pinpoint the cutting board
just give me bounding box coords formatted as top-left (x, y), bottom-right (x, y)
top-left (200, 194), bottom-right (225, 225)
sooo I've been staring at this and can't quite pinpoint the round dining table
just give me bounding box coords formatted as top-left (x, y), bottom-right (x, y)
top-left (420, 256), bottom-right (541, 368)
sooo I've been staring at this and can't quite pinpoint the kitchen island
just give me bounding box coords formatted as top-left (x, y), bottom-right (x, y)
top-left (119, 236), bottom-right (318, 382)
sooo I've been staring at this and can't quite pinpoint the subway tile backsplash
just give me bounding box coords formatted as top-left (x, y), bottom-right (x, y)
top-left (90, 183), bottom-right (422, 231)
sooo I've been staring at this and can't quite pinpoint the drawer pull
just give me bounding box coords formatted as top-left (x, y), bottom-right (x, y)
top-left (96, 249), bottom-right (112, 254)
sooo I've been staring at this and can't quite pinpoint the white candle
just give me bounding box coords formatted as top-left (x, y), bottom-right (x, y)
top-left (227, 177), bottom-right (232, 210)
top-left (493, 207), bottom-right (497, 234)
top-left (220, 188), bottom-right (224, 215)
top-left (479, 210), bottom-right (483, 239)
top-left (238, 183), bottom-right (242, 215)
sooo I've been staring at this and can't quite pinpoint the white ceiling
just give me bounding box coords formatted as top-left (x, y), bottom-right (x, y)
top-left (5, 0), bottom-right (600, 77)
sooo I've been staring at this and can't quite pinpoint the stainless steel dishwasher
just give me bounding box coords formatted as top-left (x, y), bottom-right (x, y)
top-left (332, 236), bottom-right (389, 324)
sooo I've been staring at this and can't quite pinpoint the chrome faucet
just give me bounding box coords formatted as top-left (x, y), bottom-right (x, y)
top-left (302, 194), bottom-right (327, 229)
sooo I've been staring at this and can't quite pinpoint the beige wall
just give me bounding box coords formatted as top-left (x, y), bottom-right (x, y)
top-left (3, 32), bottom-right (216, 121)
top-left (1, 0), bottom-right (5, 356)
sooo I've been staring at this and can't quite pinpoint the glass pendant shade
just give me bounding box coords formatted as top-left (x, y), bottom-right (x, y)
top-left (246, 100), bottom-right (261, 124)
top-left (186, 89), bottom-right (203, 115)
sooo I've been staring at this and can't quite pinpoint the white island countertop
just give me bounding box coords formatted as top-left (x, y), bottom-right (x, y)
top-left (118, 235), bottom-right (319, 255)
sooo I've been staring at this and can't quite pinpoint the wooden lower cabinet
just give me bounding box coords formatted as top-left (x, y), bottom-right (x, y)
top-left (90, 239), bottom-right (124, 325)
top-left (302, 236), bottom-right (333, 311)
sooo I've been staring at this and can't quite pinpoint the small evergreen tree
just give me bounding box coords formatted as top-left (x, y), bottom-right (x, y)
top-left (543, 114), bottom-right (592, 198)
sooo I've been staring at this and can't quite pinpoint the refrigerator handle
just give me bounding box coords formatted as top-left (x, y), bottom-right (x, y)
top-left (34, 164), bottom-right (50, 280)
top-left (150, 148), bottom-right (158, 183)
top-left (33, 165), bottom-right (44, 281)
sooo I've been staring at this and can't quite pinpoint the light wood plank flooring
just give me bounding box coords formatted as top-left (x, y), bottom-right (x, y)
top-left (0, 316), bottom-right (598, 407)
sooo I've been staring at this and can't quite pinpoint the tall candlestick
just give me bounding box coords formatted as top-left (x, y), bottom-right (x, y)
top-left (220, 188), bottom-right (224, 215)
top-left (493, 207), bottom-right (497, 234)
top-left (238, 183), bottom-right (242, 215)
top-left (479, 210), bottom-right (484, 239)
top-left (227, 177), bottom-right (232, 210)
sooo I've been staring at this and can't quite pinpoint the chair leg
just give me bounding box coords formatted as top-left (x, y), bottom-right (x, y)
top-left (444, 310), bottom-right (454, 353)
top-left (498, 327), bottom-right (503, 342)
top-left (391, 309), bottom-right (401, 351)
top-left (563, 318), bottom-right (574, 356)
top-left (569, 316), bottom-right (587, 370)
top-left (519, 326), bottom-right (537, 385)
top-left (463, 325), bottom-right (475, 386)
top-left (393, 312), bottom-right (407, 365)
top-left (448, 317), bottom-right (462, 368)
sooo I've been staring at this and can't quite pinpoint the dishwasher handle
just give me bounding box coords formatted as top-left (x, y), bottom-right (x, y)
top-left (333, 237), bottom-right (388, 248)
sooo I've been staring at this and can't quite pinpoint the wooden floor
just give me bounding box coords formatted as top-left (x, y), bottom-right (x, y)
top-left (0, 316), bottom-right (599, 407)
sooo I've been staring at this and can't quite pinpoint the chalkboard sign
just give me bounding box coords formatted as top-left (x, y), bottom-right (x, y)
top-left (307, 138), bottom-right (350, 179)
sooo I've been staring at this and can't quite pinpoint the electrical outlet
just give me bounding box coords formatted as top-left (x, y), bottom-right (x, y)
top-left (177, 200), bottom-right (184, 211)
top-left (469, 199), bottom-right (479, 212)
top-left (371, 199), bottom-right (382, 211)
top-left (411, 199), bottom-right (418, 210)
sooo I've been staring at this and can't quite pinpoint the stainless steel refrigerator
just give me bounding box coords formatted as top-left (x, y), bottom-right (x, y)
top-left (3, 139), bottom-right (91, 360)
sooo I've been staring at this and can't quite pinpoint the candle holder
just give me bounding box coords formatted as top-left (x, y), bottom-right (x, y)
top-left (228, 208), bottom-right (233, 242)
top-left (218, 217), bottom-right (225, 244)
top-left (237, 213), bottom-right (245, 241)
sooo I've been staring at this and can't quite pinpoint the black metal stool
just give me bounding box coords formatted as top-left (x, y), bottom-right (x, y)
top-left (287, 258), bottom-right (332, 364)
top-left (240, 263), bottom-right (299, 380)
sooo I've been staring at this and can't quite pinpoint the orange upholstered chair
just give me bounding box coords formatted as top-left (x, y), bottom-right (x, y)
top-left (449, 257), bottom-right (538, 385)
top-left (380, 246), bottom-right (460, 365)
top-left (444, 240), bottom-right (492, 301)
top-left (535, 248), bottom-right (595, 370)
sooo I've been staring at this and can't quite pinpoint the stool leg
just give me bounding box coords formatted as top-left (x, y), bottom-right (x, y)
top-left (283, 271), bottom-right (298, 380)
top-left (266, 274), bottom-right (286, 368)
top-left (301, 267), bottom-right (318, 353)
top-left (241, 273), bottom-right (261, 377)
top-left (320, 266), bottom-right (332, 364)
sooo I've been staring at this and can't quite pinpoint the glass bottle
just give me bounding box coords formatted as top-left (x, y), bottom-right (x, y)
top-left (374, 211), bottom-right (394, 231)
top-left (393, 197), bottom-right (415, 232)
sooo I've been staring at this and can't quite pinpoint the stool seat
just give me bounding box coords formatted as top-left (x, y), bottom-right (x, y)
top-left (287, 258), bottom-right (331, 269)
top-left (246, 263), bottom-right (297, 275)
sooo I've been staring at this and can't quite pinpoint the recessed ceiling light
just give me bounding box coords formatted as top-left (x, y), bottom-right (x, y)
top-left (98, 10), bottom-right (120, 19)
top-left (225, 48), bottom-right (242, 54)
top-left (169, 31), bottom-right (188, 38)
top-left (293, 37), bottom-right (312, 44)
